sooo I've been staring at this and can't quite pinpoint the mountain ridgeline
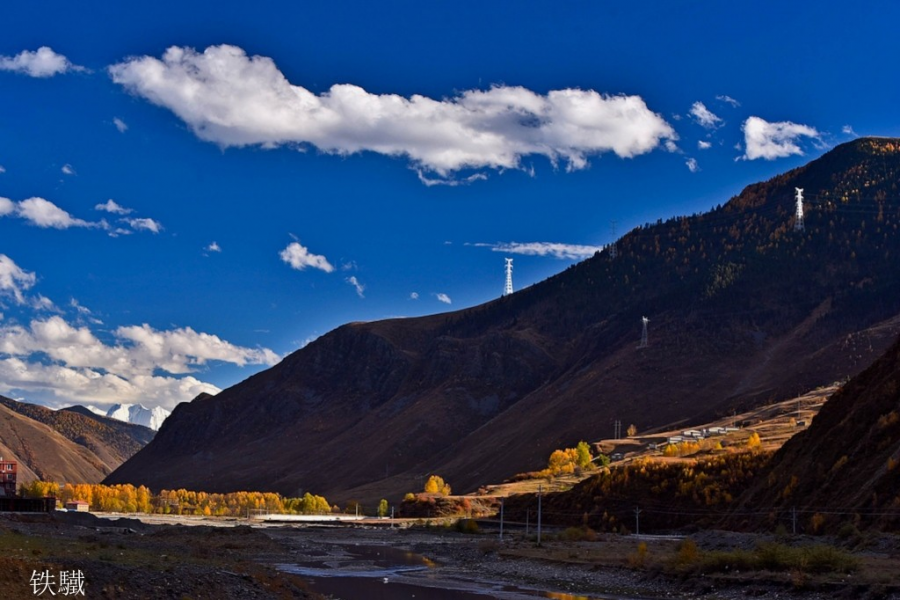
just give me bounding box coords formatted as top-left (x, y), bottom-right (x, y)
top-left (0, 396), bottom-right (155, 485)
top-left (107, 138), bottom-right (900, 503)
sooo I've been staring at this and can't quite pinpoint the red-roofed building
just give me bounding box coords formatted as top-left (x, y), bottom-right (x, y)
top-left (0, 458), bottom-right (17, 498)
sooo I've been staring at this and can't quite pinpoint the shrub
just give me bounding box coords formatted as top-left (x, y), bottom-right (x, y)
top-left (454, 519), bottom-right (480, 534)
top-left (674, 538), bottom-right (700, 567)
top-left (627, 541), bottom-right (648, 568)
top-left (559, 526), bottom-right (596, 542)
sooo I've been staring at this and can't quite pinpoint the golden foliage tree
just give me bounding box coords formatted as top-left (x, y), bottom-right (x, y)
top-left (424, 475), bottom-right (451, 495)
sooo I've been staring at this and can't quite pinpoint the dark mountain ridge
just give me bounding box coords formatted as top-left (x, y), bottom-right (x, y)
top-left (108, 138), bottom-right (900, 503)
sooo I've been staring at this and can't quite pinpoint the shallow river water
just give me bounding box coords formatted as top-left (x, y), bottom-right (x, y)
top-left (277, 543), bottom-right (655, 600)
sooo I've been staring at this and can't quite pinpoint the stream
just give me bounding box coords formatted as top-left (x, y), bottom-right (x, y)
top-left (276, 543), bottom-right (655, 600)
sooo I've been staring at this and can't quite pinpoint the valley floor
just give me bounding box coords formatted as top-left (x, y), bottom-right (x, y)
top-left (2, 511), bottom-right (899, 599)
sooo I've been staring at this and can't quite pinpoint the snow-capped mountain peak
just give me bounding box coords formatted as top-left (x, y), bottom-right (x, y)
top-left (105, 403), bottom-right (170, 431)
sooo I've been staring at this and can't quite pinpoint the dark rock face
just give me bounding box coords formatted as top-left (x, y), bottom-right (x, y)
top-left (108, 138), bottom-right (900, 503)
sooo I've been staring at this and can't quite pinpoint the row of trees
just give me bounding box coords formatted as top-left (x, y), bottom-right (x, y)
top-left (18, 481), bottom-right (334, 517)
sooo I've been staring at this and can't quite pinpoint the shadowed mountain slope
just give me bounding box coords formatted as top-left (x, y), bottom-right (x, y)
top-left (0, 402), bottom-right (108, 484)
top-left (108, 138), bottom-right (900, 503)
top-left (0, 396), bottom-right (155, 484)
top-left (734, 333), bottom-right (900, 532)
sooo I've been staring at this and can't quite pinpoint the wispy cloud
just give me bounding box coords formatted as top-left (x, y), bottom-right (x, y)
top-left (470, 241), bottom-right (603, 260)
top-left (716, 94), bottom-right (741, 107)
top-left (842, 125), bottom-right (857, 137)
top-left (110, 44), bottom-right (677, 181)
top-left (346, 276), bottom-right (365, 298)
top-left (113, 117), bottom-right (128, 133)
top-left (94, 200), bottom-right (163, 235)
top-left (205, 241), bottom-right (222, 253)
top-left (124, 217), bottom-right (162, 233)
top-left (740, 116), bottom-right (822, 160)
top-left (95, 199), bottom-right (133, 215)
top-left (417, 171), bottom-right (489, 187)
top-left (410, 292), bottom-right (419, 300)
top-left (0, 166), bottom-right (6, 174)
top-left (279, 241), bottom-right (334, 272)
top-left (689, 102), bottom-right (722, 129)
top-left (0, 254), bottom-right (36, 304)
top-left (698, 140), bottom-right (712, 150)
top-left (685, 158), bottom-right (700, 173)
top-left (435, 293), bottom-right (452, 304)
top-left (0, 47), bottom-right (84, 78)
top-left (61, 164), bottom-right (76, 176)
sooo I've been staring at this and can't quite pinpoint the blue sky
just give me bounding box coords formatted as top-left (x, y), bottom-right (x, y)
top-left (0, 1), bottom-right (897, 411)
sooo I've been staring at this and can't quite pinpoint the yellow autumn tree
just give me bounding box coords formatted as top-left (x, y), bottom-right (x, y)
top-left (424, 475), bottom-right (451, 495)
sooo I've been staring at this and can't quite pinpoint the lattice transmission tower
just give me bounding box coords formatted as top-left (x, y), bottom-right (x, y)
top-left (503, 258), bottom-right (514, 296)
top-left (794, 187), bottom-right (805, 232)
top-left (638, 316), bottom-right (649, 349)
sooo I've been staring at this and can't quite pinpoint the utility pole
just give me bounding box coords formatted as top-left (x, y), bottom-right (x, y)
top-left (638, 316), bottom-right (649, 349)
top-left (391, 506), bottom-right (395, 529)
top-left (499, 498), bottom-right (505, 542)
top-left (792, 507), bottom-right (798, 535)
top-left (537, 484), bottom-right (543, 546)
top-left (526, 509), bottom-right (530, 537)
top-left (634, 506), bottom-right (642, 535)
top-left (614, 419), bottom-right (622, 440)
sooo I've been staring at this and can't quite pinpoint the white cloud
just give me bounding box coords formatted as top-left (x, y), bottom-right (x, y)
top-left (124, 217), bottom-right (162, 233)
top-left (689, 102), bottom-right (722, 129)
top-left (61, 164), bottom-right (76, 176)
top-left (471, 241), bottom-right (603, 260)
top-left (0, 47), bottom-right (83, 78)
top-left (842, 125), bottom-right (857, 136)
top-left (741, 116), bottom-right (821, 160)
top-left (410, 292), bottom-right (419, 300)
top-left (206, 241), bottom-right (222, 253)
top-left (0, 254), bottom-right (36, 304)
top-left (0, 358), bottom-right (220, 410)
top-left (417, 171), bottom-right (489, 187)
top-left (0, 197), bottom-right (13, 216)
top-left (279, 242), bottom-right (334, 272)
top-left (716, 95), bottom-right (741, 107)
top-left (0, 316), bottom-right (280, 409)
top-left (698, 140), bottom-right (712, 150)
top-left (0, 166), bottom-right (6, 174)
top-left (685, 158), bottom-right (700, 173)
top-left (435, 293), bottom-right (452, 304)
top-left (113, 117), bottom-right (128, 133)
top-left (30, 295), bottom-right (57, 312)
top-left (95, 199), bottom-right (132, 214)
top-left (69, 298), bottom-right (93, 316)
top-left (14, 197), bottom-right (94, 229)
top-left (346, 276), bottom-right (365, 298)
top-left (94, 200), bottom-right (162, 235)
top-left (109, 44), bottom-right (677, 179)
